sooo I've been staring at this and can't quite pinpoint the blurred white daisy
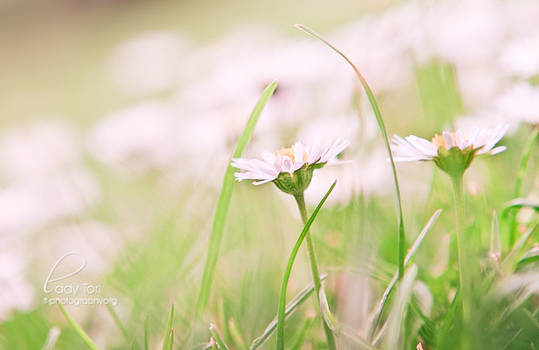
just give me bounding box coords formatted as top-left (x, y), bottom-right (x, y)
top-left (108, 31), bottom-right (186, 97)
top-left (0, 119), bottom-right (81, 181)
top-left (333, 5), bottom-right (421, 92)
top-left (88, 101), bottom-right (179, 174)
top-left (455, 112), bottom-right (518, 136)
top-left (455, 66), bottom-right (506, 110)
top-left (495, 82), bottom-right (539, 126)
top-left (297, 114), bottom-right (361, 145)
top-left (35, 221), bottom-right (123, 277)
top-left (0, 168), bottom-right (100, 235)
top-left (391, 124), bottom-right (508, 162)
top-left (499, 31), bottom-right (539, 79)
top-left (423, 0), bottom-right (503, 67)
top-left (173, 28), bottom-right (351, 137)
top-left (304, 148), bottom-right (390, 206)
top-left (232, 140), bottom-right (348, 195)
top-left (0, 251), bottom-right (35, 319)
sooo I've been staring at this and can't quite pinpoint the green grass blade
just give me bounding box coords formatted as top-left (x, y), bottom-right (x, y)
top-left (162, 304), bottom-right (175, 350)
top-left (490, 210), bottom-right (501, 264)
top-left (290, 313), bottom-right (314, 350)
top-left (217, 301), bottom-right (232, 347)
top-left (200, 341), bottom-right (215, 350)
top-left (276, 181), bottom-right (337, 350)
top-left (503, 198), bottom-right (539, 213)
top-left (414, 61), bottom-right (463, 130)
top-left (105, 304), bottom-right (133, 347)
top-left (228, 318), bottom-right (248, 350)
top-left (508, 127), bottom-right (539, 246)
top-left (501, 220), bottom-right (538, 274)
top-left (144, 316), bottom-right (149, 350)
top-left (40, 327), bottom-right (61, 350)
top-left (250, 274), bottom-right (328, 350)
top-left (516, 247), bottom-right (539, 270)
top-left (512, 128), bottom-right (538, 198)
top-left (478, 220), bottom-right (538, 296)
top-left (367, 209), bottom-right (442, 340)
top-left (167, 329), bottom-right (175, 350)
top-left (209, 324), bottom-right (231, 350)
top-left (319, 285), bottom-right (339, 333)
top-left (294, 24), bottom-right (406, 280)
top-left (340, 325), bottom-right (377, 350)
top-left (57, 304), bottom-right (100, 350)
top-left (404, 209), bottom-right (443, 266)
top-left (377, 265), bottom-right (418, 348)
top-left (195, 81), bottom-right (277, 317)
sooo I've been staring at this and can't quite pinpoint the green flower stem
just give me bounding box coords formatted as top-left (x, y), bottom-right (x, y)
top-left (451, 175), bottom-right (470, 322)
top-left (293, 193), bottom-right (337, 350)
top-left (273, 183), bottom-right (335, 350)
top-left (508, 127), bottom-right (539, 246)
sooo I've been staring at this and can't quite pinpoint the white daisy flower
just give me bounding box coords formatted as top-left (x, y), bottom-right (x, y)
top-left (232, 140), bottom-right (348, 194)
top-left (391, 124), bottom-right (508, 162)
top-left (391, 124), bottom-right (508, 179)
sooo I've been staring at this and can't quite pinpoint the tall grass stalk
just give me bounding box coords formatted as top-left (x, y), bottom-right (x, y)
top-left (105, 304), bottom-right (132, 347)
top-left (294, 24), bottom-right (406, 280)
top-left (144, 316), bottom-right (149, 350)
top-left (195, 82), bottom-right (277, 317)
top-left (341, 325), bottom-right (377, 350)
top-left (501, 220), bottom-right (538, 274)
top-left (368, 209), bottom-right (442, 341)
top-left (383, 264), bottom-right (417, 350)
top-left (57, 304), bottom-right (100, 350)
top-left (162, 304), bottom-right (175, 350)
top-left (508, 127), bottom-right (538, 246)
top-left (250, 274), bottom-right (328, 350)
top-left (290, 313), bottom-right (314, 350)
top-left (209, 324), bottom-right (231, 350)
top-left (40, 327), bottom-right (60, 350)
top-left (490, 210), bottom-right (501, 263)
top-left (228, 318), bottom-right (248, 350)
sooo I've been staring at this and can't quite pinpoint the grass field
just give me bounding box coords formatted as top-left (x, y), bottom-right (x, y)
top-left (0, 0), bottom-right (538, 349)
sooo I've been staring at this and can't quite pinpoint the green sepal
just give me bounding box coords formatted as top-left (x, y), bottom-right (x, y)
top-left (433, 145), bottom-right (477, 179)
top-left (272, 163), bottom-right (320, 196)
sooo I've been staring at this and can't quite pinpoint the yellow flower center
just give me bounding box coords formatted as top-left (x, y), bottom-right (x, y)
top-left (274, 146), bottom-right (308, 162)
top-left (431, 133), bottom-right (451, 149)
